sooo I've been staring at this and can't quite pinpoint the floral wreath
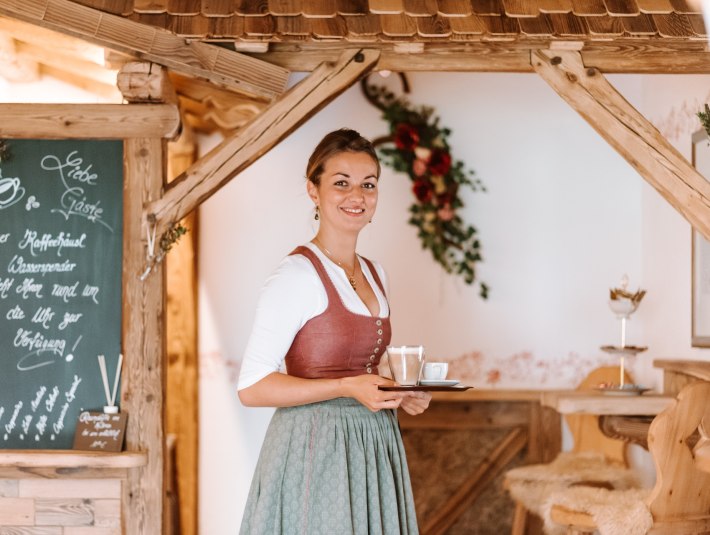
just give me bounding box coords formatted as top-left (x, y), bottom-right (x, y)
top-left (362, 76), bottom-right (488, 299)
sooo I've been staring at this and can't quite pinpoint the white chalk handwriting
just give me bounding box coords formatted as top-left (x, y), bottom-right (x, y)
top-left (18, 230), bottom-right (87, 257)
top-left (42, 151), bottom-right (113, 232)
top-left (30, 386), bottom-right (47, 412)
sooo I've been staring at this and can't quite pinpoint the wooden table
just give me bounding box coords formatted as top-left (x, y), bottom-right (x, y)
top-left (540, 390), bottom-right (674, 415)
top-left (398, 388), bottom-right (563, 535)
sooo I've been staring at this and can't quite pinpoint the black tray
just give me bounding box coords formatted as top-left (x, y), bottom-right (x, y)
top-left (378, 385), bottom-right (473, 392)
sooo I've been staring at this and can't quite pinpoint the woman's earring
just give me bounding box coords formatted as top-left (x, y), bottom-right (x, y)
top-left (314, 206), bottom-right (320, 221)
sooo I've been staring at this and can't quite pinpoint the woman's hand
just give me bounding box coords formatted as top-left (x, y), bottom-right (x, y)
top-left (399, 391), bottom-right (432, 415)
top-left (340, 374), bottom-right (406, 412)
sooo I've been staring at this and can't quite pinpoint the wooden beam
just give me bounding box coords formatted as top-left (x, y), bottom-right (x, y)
top-left (421, 427), bottom-right (528, 535)
top-left (15, 40), bottom-right (117, 85)
top-left (532, 49), bottom-right (710, 242)
top-left (0, 450), bottom-right (147, 469)
top-left (254, 41), bottom-right (710, 74)
top-left (0, 15), bottom-right (106, 63)
top-left (39, 63), bottom-right (121, 100)
top-left (0, 34), bottom-right (39, 82)
top-left (0, 103), bottom-right (179, 139)
top-left (122, 136), bottom-right (166, 535)
top-left (0, 31), bottom-right (121, 98)
top-left (118, 62), bottom-right (178, 104)
top-left (145, 48), bottom-right (380, 237)
top-left (0, 0), bottom-right (290, 100)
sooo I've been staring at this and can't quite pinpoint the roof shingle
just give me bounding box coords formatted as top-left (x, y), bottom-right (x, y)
top-left (63, 0), bottom-right (709, 42)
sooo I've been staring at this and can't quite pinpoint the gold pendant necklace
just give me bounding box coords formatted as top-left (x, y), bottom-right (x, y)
top-left (312, 238), bottom-right (358, 290)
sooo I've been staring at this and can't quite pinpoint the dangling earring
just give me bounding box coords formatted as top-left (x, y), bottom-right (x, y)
top-left (314, 206), bottom-right (320, 221)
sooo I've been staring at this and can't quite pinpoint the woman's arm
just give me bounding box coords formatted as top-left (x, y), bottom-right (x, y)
top-left (238, 372), bottom-right (407, 412)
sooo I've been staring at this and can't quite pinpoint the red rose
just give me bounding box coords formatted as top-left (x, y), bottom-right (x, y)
top-left (428, 149), bottom-right (451, 175)
top-left (412, 179), bottom-right (433, 203)
top-left (394, 123), bottom-right (420, 151)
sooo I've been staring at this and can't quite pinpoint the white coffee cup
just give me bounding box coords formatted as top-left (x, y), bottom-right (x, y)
top-left (423, 362), bottom-right (448, 381)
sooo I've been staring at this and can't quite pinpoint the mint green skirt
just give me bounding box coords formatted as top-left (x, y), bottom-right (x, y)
top-left (240, 398), bottom-right (419, 535)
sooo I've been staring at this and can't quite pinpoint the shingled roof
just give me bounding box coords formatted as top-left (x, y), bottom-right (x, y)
top-left (76, 0), bottom-right (705, 42)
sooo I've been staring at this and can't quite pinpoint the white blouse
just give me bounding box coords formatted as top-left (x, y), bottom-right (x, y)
top-left (237, 242), bottom-right (390, 390)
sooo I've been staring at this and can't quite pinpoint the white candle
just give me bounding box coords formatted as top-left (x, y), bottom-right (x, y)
top-left (621, 317), bottom-right (627, 348)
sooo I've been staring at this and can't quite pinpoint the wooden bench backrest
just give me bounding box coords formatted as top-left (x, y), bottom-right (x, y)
top-left (647, 381), bottom-right (710, 520)
top-left (566, 366), bottom-right (631, 465)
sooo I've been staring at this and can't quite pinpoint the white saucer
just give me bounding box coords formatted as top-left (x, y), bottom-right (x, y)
top-left (419, 379), bottom-right (460, 386)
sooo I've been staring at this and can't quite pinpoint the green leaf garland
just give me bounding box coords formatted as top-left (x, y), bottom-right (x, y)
top-left (365, 81), bottom-right (489, 299)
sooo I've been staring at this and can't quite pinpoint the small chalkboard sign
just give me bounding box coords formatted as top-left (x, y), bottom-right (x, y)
top-left (72, 411), bottom-right (127, 452)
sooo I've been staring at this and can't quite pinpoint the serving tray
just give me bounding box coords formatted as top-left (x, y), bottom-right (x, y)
top-left (378, 385), bottom-right (473, 392)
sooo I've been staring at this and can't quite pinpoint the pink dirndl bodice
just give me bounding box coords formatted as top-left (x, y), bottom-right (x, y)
top-left (284, 246), bottom-right (392, 379)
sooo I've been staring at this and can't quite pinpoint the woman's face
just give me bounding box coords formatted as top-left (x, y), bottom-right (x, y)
top-left (308, 150), bottom-right (379, 235)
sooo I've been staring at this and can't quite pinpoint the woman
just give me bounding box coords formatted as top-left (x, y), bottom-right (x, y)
top-left (238, 128), bottom-right (431, 534)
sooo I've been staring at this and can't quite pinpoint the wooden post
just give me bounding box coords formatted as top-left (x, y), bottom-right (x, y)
top-left (166, 126), bottom-right (199, 535)
top-left (527, 401), bottom-right (561, 464)
top-left (122, 137), bottom-right (167, 535)
top-left (532, 49), bottom-right (710, 242)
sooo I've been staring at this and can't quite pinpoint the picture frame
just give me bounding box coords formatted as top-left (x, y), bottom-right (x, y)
top-left (691, 129), bottom-right (710, 347)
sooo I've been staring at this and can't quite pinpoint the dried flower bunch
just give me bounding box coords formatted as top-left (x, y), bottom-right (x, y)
top-left (363, 81), bottom-right (488, 299)
top-left (0, 140), bottom-right (11, 163)
top-left (159, 222), bottom-right (188, 254)
top-left (609, 287), bottom-right (646, 305)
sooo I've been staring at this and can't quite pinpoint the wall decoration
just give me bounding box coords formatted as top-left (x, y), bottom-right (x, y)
top-left (362, 76), bottom-right (488, 299)
top-left (447, 350), bottom-right (619, 389)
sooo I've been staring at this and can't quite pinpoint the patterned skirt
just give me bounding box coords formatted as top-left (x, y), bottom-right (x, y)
top-left (240, 398), bottom-right (419, 535)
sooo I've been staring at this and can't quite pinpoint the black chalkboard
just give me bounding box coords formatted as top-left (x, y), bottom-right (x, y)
top-left (0, 139), bottom-right (123, 449)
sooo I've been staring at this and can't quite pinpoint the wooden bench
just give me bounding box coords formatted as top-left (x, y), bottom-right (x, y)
top-left (548, 380), bottom-right (710, 534)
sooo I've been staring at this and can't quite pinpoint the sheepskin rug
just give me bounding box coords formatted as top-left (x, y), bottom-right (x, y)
top-left (541, 486), bottom-right (652, 535)
top-left (505, 452), bottom-right (639, 523)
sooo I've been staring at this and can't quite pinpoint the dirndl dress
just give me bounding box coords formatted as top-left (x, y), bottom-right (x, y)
top-left (239, 247), bottom-right (418, 535)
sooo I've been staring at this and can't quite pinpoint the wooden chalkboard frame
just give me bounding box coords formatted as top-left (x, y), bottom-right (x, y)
top-left (0, 102), bottom-right (179, 535)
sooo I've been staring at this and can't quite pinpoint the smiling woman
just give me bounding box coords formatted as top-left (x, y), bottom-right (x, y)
top-left (236, 128), bottom-right (431, 535)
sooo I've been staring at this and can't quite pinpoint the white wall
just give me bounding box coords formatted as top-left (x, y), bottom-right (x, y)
top-left (197, 71), bottom-right (710, 533)
top-left (638, 75), bottom-right (710, 379)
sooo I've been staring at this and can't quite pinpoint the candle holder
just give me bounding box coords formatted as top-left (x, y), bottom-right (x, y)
top-left (602, 275), bottom-right (647, 388)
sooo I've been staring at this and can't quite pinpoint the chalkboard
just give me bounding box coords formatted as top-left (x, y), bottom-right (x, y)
top-left (0, 139), bottom-right (123, 449)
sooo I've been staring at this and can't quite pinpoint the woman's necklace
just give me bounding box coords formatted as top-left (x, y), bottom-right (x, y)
top-left (312, 238), bottom-right (358, 290)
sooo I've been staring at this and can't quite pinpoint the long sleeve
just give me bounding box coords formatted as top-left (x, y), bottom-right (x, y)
top-left (237, 255), bottom-right (324, 390)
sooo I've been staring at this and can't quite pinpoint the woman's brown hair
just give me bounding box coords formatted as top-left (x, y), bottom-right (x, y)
top-left (306, 128), bottom-right (380, 187)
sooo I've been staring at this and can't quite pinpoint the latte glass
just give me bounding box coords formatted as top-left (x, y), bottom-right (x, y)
top-left (386, 345), bottom-right (425, 386)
